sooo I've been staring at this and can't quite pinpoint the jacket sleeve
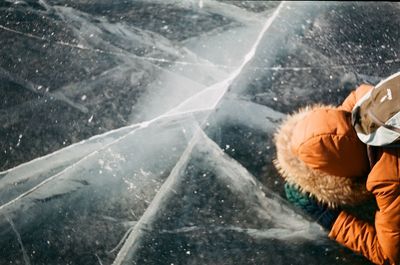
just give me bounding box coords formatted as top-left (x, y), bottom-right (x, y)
top-left (329, 151), bottom-right (400, 265)
top-left (339, 84), bottom-right (374, 112)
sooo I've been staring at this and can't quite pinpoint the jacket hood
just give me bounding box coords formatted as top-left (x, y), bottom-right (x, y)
top-left (273, 105), bottom-right (371, 207)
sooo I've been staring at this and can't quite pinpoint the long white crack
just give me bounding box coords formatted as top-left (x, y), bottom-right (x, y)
top-left (1, 23), bottom-right (396, 73)
top-left (111, 2), bottom-right (286, 264)
top-left (0, 0), bottom-right (284, 213)
top-left (7, 217), bottom-right (31, 265)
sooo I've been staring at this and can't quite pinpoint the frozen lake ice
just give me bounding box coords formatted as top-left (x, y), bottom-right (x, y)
top-left (1, 1), bottom-right (399, 264)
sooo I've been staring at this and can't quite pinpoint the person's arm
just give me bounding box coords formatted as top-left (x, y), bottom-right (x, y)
top-left (339, 84), bottom-right (374, 112)
top-left (329, 152), bottom-right (400, 265)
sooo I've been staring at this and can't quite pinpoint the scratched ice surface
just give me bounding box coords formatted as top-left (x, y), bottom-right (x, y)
top-left (1, 1), bottom-right (400, 264)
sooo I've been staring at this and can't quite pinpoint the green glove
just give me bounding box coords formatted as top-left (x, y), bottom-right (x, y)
top-left (284, 183), bottom-right (340, 230)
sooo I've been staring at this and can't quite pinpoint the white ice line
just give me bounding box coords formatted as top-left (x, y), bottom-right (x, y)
top-left (0, 0), bottom-right (283, 210)
top-left (200, 0), bottom-right (266, 25)
top-left (7, 217), bottom-right (31, 265)
top-left (95, 254), bottom-right (104, 265)
top-left (0, 109), bottom-right (208, 211)
top-left (0, 24), bottom-right (165, 62)
top-left (0, 85), bottom-right (220, 176)
top-left (111, 128), bottom-right (202, 265)
top-left (0, 66), bottom-right (88, 114)
top-left (0, 21), bottom-right (221, 68)
top-left (158, 225), bottom-right (314, 240)
top-left (0, 123), bottom-right (136, 211)
top-left (0, 125), bottom-right (136, 175)
top-left (1, 24), bottom-right (397, 73)
top-left (0, 47), bottom-right (252, 207)
top-left (0, 46), bottom-right (234, 174)
top-left (0, 89), bottom-right (216, 175)
top-left (163, 0), bottom-right (286, 116)
top-left (111, 3), bottom-right (286, 264)
top-left (108, 226), bottom-right (135, 254)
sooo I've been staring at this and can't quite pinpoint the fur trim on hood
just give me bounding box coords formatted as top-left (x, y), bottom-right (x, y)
top-left (273, 105), bottom-right (371, 208)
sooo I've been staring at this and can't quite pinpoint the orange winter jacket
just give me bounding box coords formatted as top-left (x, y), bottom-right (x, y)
top-left (328, 84), bottom-right (400, 265)
top-left (275, 84), bottom-right (400, 265)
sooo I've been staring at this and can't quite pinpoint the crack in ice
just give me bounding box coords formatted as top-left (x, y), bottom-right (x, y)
top-left (157, 225), bottom-right (320, 241)
top-left (7, 216), bottom-right (31, 265)
top-left (0, 0), bottom-right (284, 215)
top-left (0, 66), bottom-right (88, 114)
top-left (111, 2), bottom-right (286, 264)
top-left (1, 24), bottom-right (396, 74)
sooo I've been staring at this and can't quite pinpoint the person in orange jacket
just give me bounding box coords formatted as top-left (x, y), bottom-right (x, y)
top-left (274, 82), bottom-right (400, 265)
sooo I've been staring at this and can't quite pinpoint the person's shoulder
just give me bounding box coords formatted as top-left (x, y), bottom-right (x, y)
top-left (367, 148), bottom-right (400, 186)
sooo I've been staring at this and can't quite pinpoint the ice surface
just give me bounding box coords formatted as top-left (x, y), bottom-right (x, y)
top-left (1, 1), bottom-right (400, 264)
